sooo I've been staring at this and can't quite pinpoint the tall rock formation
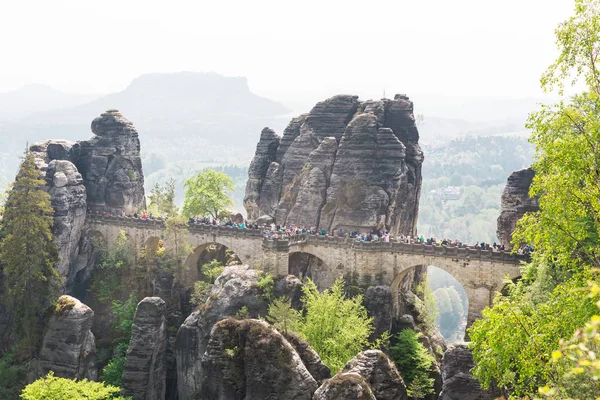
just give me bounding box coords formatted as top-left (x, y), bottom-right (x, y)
top-left (27, 109), bottom-right (146, 290)
top-left (201, 318), bottom-right (317, 400)
top-left (244, 94), bottom-right (423, 236)
top-left (438, 343), bottom-right (501, 400)
top-left (76, 109), bottom-right (146, 214)
top-left (312, 373), bottom-right (376, 400)
top-left (29, 142), bottom-right (87, 285)
top-left (37, 295), bottom-right (97, 381)
top-left (496, 167), bottom-right (539, 248)
top-left (342, 350), bottom-right (407, 400)
top-left (122, 297), bottom-right (168, 400)
top-left (175, 265), bottom-right (269, 399)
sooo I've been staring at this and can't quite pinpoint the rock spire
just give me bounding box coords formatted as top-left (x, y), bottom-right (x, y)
top-left (244, 94), bottom-right (423, 236)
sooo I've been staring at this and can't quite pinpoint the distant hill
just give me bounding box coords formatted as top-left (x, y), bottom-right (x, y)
top-left (0, 84), bottom-right (98, 120)
top-left (0, 72), bottom-right (292, 188)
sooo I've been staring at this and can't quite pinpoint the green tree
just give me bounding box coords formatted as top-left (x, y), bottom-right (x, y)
top-left (294, 278), bottom-right (380, 372)
top-left (21, 372), bottom-right (129, 400)
top-left (469, 3), bottom-right (600, 398)
top-left (0, 151), bottom-right (60, 353)
top-left (147, 178), bottom-right (177, 217)
top-left (101, 293), bottom-right (138, 387)
top-left (469, 274), bottom-right (597, 398)
top-left (161, 215), bottom-right (192, 274)
top-left (89, 230), bottom-right (130, 304)
top-left (513, 0), bottom-right (600, 272)
top-left (103, 294), bottom-right (137, 383)
top-left (190, 260), bottom-right (225, 308)
top-left (266, 297), bottom-right (300, 334)
top-left (182, 169), bottom-right (233, 219)
top-left (389, 329), bottom-right (435, 399)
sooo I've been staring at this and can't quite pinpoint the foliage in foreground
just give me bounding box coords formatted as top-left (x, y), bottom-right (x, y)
top-left (0, 150), bottom-right (60, 353)
top-left (21, 372), bottom-right (129, 400)
top-left (470, 2), bottom-right (600, 398)
top-left (0, 353), bottom-right (27, 399)
top-left (469, 273), bottom-right (597, 398)
top-left (287, 278), bottom-right (383, 372)
top-left (389, 329), bottom-right (435, 398)
top-left (539, 276), bottom-right (600, 399)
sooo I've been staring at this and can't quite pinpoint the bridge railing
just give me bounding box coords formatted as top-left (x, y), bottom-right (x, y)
top-left (86, 214), bottom-right (528, 262)
top-left (285, 233), bottom-right (528, 263)
top-left (86, 214), bottom-right (264, 237)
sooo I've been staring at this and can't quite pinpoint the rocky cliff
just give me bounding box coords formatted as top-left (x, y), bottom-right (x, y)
top-left (496, 167), bottom-right (539, 248)
top-left (244, 94), bottom-right (423, 236)
top-left (438, 343), bottom-right (501, 400)
top-left (122, 297), bottom-right (168, 400)
top-left (37, 295), bottom-right (97, 381)
top-left (28, 109), bottom-right (146, 289)
top-left (76, 109), bottom-right (145, 214)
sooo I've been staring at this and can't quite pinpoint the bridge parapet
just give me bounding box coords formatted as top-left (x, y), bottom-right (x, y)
top-left (86, 214), bottom-right (264, 238)
top-left (287, 236), bottom-right (528, 264)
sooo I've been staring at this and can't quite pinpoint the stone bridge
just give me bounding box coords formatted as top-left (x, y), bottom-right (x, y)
top-left (86, 214), bottom-right (527, 327)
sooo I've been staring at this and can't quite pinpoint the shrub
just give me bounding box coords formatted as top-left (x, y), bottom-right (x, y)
top-left (389, 329), bottom-right (435, 398)
top-left (266, 297), bottom-right (299, 333)
top-left (257, 272), bottom-right (275, 302)
top-left (21, 372), bottom-right (129, 400)
top-left (294, 278), bottom-right (382, 372)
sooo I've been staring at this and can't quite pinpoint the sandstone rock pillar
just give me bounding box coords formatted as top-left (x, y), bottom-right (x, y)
top-left (38, 295), bottom-right (97, 381)
top-left (122, 297), bottom-right (168, 400)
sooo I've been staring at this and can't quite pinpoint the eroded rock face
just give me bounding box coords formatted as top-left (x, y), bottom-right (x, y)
top-left (175, 265), bottom-right (269, 399)
top-left (274, 275), bottom-right (304, 309)
top-left (283, 331), bottom-right (331, 384)
top-left (438, 343), bottom-right (501, 400)
top-left (77, 109), bottom-right (145, 213)
top-left (28, 143), bottom-right (87, 288)
top-left (38, 295), bottom-right (97, 380)
top-left (342, 350), bottom-right (407, 400)
top-left (364, 286), bottom-right (393, 341)
top-left (497, 167), bottom-right (538, 248)
top-left (26, 110), bottom-right (146, 291)
top-left (201, 318), bottom-right (317, 400)
top-left (122, 297), bottom-right (168, 400)
top-left (245, 94), bottom-right (423, 236)
top-left (312, 373), bottom-right (376, 400)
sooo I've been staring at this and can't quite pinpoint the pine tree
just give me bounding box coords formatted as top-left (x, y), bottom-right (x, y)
top-left (0, 151), bottom-right (60, 353)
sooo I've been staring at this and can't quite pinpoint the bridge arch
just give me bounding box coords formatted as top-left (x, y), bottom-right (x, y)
top-left (179, 241), bottom-right (242, 289)
top-left (288, 251), bottom-right (329, 288)
top-left (142, 236), bottom-right (163, 257)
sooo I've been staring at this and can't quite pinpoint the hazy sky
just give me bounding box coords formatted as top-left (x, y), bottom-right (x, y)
top-left (0, 0), bottom-right (573, 100)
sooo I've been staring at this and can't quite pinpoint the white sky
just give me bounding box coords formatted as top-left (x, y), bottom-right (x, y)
top-left (0, 0), bottom-right (574, 100)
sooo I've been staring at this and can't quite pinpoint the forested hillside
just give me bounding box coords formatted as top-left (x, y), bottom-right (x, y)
top-left (418, 135), bottom-right (534, 243)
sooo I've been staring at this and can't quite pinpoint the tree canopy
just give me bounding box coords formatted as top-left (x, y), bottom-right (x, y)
top-left (182, 169), bottom-right (234, 219)
top-left (0, 151), bottom-right (60, 352)
top-left (513, 0), bottom-right (600, 271)
top-left (470, 1), bottom-right (600, 398)
top-left (147, 178), bottom-right (177, 217)
top-left (287, 278), bottom-right (381, 372)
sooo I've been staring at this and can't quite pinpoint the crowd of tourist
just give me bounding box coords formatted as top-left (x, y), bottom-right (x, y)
top-left (95, 209), bottom-right (533, 254)
top-left (260, 223), bottom-right (531, 253)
